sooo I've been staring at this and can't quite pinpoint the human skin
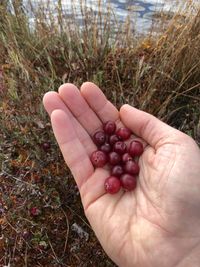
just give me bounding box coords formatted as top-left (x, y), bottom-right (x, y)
top-left (43, 82), bottom-right (200, 267)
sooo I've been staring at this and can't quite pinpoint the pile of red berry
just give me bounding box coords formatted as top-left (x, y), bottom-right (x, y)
top-left (90, 121), bottom-right (144, 194)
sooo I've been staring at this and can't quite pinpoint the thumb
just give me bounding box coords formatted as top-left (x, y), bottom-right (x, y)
top-left (120, 104), bottom-right (177, 148)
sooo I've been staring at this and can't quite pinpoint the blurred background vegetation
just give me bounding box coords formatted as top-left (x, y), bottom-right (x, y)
top-left (0, 0), bottom-right (200, 266)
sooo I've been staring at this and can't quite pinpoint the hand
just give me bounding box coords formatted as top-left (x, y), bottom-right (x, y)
top-left (43, 82), bottom-right (200, 267)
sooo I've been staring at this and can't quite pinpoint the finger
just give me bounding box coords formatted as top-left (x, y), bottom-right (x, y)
top-left (43, 92), bottom-right (96, 155)
top-left (58, 83), bottom-right (102, 135)
top-left (51, 109), bottom-right (94, 188)
top-left (80, 83), bottom-right (148, 147)
top-left (43, 91), bottom-right (73, 117)
top-left (80, 82), bottom-right (120, 123)
top-left (120, 104), bottom-right (176, 148)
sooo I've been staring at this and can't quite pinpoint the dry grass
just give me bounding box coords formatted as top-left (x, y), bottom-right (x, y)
top-left (0, 0), bottom-right (200, 266)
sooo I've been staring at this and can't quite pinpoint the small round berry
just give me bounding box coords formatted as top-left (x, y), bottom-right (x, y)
top-left (109, 135), bottom-right (120, 146)
top-left (124, 160), bottom-right (140, 175)
top-left (22, 230), bottom-right (32, 240)
top-left (103, 121), bottom-right (116, 135)
top-left (111, 165), bottom-right (124, 177)
top-left (128, 141), bottom-right (144, 156)
top-left (29, 207), bottom-right (41, 216)
top-left (120, 174), bottom-right (137, 191)
top-left (122, 153), bottom-right (133, 163)
top-left (93, 131), bottom-right (106, 146)
top-left (113, 141), bottom-right (127, 154)
top-left (108, 152), bottom-right (121, 165)
top-left (42, 142), bottom-right (51, 151)
top-left (116, 127), bottom-right (132, 140)
top-left (90, 150), bottom-right (108, 167)
top-left (104, 176), bottom-right (121, 194)
top-left (100, 143), bottom-right (112, 154)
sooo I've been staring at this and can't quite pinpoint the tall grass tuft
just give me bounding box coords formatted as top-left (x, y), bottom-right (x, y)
top-left (0, 1), bottom-right (199, 125)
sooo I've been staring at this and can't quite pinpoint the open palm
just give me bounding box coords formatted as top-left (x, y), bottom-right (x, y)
top-left (43, 82), bottom-right (200, 267)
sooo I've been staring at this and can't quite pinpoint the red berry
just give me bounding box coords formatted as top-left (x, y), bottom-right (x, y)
top-left (113, 141), bottom-right (127, 154)
top-left (111, 165), bottom-right (124, 177)
top-left (30, 207), bottom-right (41, 216)
top-left (93, 131), bottom-right (106, 146)
top-left (124, 160), bottom-right (140, 175)
top-left (22, 230), bottom-right (32, 240)
top-left (90, 150), bottom-right (108, 167)
top-left (122, 153), bottom-right (132, 163)
top-left (104, 176), bottom-right (121, 194)
top-left (103, 121), bottom-right (116, 135)
top-left (100, 143), bottom-right (112, 154)
top-left (42, 142), bottom-right (51, 151)
top-left (108, 152), bottom-right (121, 165)
top-left (128, 141), bottom-right (144, 156)
top-left (120, 174), bottom-right (137, 191)
top-left (109, 134), bottom-right (120, 146)
top-left (116, 127), bottom-right (132, 140)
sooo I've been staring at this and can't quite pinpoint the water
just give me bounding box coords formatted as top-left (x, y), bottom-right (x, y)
top-left (21, 0), bottom-right (197, 32)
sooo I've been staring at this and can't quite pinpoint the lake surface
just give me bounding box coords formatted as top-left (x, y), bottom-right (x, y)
top-left (23, 0), bottom-right (197, 32)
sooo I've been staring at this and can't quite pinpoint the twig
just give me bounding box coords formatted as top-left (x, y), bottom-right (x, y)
top-left (46, 233), bottom-right (62, 265)
top-left (61, 208), bottom-right (69, 257)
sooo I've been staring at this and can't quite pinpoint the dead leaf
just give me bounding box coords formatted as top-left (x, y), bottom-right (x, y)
top-left (34, 119), bottom-right (45, 129)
